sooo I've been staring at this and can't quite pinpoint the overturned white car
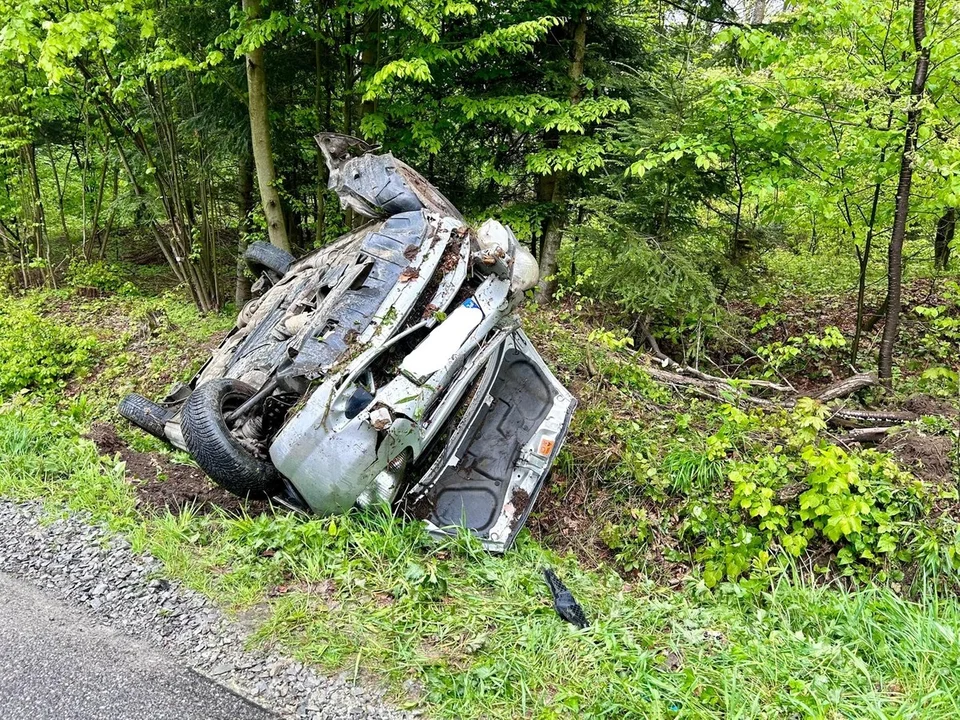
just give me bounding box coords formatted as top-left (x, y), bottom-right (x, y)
top-left (119, 134), bottom-right (575, 552)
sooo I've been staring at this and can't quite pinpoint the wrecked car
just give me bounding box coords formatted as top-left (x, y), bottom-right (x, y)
top-left (119, 133), bottom-right (576, 552)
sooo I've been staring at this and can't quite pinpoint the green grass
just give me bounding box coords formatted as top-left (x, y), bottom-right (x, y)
top-left (0, 400), bottom-right (959, 719)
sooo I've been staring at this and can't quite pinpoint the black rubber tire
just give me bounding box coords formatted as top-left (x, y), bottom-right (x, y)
top-left (244, 241), bottom-right (294, 278)
top-left (181, 379), bottom-right (281, 497)
top-left (118, 393), bottom-right (171, 440)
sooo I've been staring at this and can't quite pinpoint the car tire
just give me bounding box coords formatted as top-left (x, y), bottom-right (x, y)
top-left (181, 378), bottom-right (281, 497)
top-left (118, 393), bottom-right (171, 440)
top-left (244, 241), bottom-right (294, 278)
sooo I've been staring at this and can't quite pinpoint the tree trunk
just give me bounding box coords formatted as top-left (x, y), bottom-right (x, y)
top-left (343, 13), bottom-right (355, 135)
top-left (20, 142), bottom-right (51, 287)
top-left (934, 208), bottom-right (955, 270)
top-left (358, 9), bottom-right (381, 125)
top-left (44, 145), bottom-right (71, 244)
top-left (878, 0), bottom-right (929, 388)
top-left (243, 0), bottom-right (291, 253)
top-left (236, 151), bottom-right (254, 306)
top-left (535, 8), bottom-right (588, 305)
top-left (314, 0), bottom-right (330, 243)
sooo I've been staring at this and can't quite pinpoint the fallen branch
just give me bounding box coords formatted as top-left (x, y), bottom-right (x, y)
top-left (812, 372), bottom-right (877, 402)
top-left (836, 426), bottom-right (900, 446)
top-left (640, 360), bottom-right (918, 428)
top-left (645, 354), bottom-right (795, 393)
top-left (826, 407), bottom-right (917, 426)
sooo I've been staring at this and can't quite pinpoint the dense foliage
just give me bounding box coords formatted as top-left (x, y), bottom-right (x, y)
top-left (0, 0), bottom-right (955, 369)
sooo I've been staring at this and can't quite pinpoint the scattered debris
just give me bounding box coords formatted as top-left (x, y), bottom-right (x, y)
top-left (398, 267), bottom-right (420, 282)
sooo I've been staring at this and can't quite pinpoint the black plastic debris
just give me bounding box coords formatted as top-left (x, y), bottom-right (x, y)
top-left (543, 567), bottom-right (588, 629)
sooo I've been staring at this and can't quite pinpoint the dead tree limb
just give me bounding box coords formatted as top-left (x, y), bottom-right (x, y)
top-left (644, 355), bottom-right (795, 393)
top-left (641, 362), bottom-right (916, 427)
top-left (812, 373), bottom-right (877, 402)
top-left (836, 426), bottom-right (900, 446)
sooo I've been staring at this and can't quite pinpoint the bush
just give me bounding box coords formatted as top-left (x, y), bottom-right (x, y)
top-left (592, 387), bottom-right (959, 588)
top-left (66, 260), bottom-right (138, 295)
top-left (0, 302), bottom-right (98, 397)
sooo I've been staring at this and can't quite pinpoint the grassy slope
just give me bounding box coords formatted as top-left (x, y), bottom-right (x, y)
top-left (0, 289), bottom-right (958, 719)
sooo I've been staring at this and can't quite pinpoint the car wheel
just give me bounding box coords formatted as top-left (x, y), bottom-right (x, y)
top-left (181, 378), bottom-right (281, 497)
top-left (118, 393), bottom-right (172, 440)
top-left (244, 241), bottom-right (295, 278)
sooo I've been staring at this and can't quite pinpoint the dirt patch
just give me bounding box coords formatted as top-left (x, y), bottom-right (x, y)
top-left (879, 429), bottom-right (956, 484)
top-left (407, 492), bottom-right (436, 521)
top-left (508, 488), bottom-right (530, 530)
top-left (902, 394), bottom-right (959, 418)
top-left (85, 422), bottom-right (268, 516)
top-left (527, 474), bottom-right (615, 567)
top-left (511, 488), bottom-right (530, 514)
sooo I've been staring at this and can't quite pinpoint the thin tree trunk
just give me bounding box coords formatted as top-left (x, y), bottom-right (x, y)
top-left (879, 0), bottom-right (929, 388)
top-left (358, 9), bottom-right (381, 124)
top-left (315, 0), bottom-right (330, 242)
top-left (934, 208), bottom-right (955, 270)
top-left (88, 151), bottom-right (109, 261)
top-left (342, 13), bottom-right (357, 228)
top-left (343, 13), bottom-right (355, 135)
top-left (100, 164), bottom-right (119, 260)
top-left (236, 150), bottom-right (255, 306)
top-left (21, 142), bottom-right (50, 286)
top-left (851, 110), bottom-right (894, 365)
top-left (44, 145), bottom-right (71, 244)
top-left (242, 0), bottom-right (291, 253)
top-left (535, 8), bottom-right (587, 305)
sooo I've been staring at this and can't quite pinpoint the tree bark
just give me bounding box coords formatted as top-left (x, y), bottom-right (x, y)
top-left (20, 142), bottom-right (51, 287)
top-left (851, 109), bottom-right (894, 365)
top-left (878, 0), bottom-right (929, 388)
top-left (358, 9), bottom-right (381, 124)
top-left (243, 0), bottom-right (291, 253)
top-left (535, 8), bottom-right (588, 304)
top-left (934, 208), bottom-right (955, 270)
top-left (236, 150), bottom-right (254, 306)
top-left (314, 0), bottom-right (330, 243)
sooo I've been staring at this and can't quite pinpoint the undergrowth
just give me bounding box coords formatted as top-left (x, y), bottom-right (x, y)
top-left (0, 399), bottom-right (959, 719)
top-left (0, 285), bottom-right (956, 718)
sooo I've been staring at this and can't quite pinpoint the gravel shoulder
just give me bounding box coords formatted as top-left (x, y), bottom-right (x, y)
top-left (0, 500), bottom-right (414, 720)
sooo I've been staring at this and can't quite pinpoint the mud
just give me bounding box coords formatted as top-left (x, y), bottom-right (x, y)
top-left (509, 488), bottom-right (530, 530)
top-left (879, 429), bottom-right (956, 484)
top-left (406, 492), bottom-right (436, 521)
top-left (85, 423), bottom-right (269, 516)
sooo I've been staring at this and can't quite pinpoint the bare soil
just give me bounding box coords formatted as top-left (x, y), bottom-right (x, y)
top-left (86, 422), bottom-right (268, 516)
top-left (879, 429), bottom-right (957, 485)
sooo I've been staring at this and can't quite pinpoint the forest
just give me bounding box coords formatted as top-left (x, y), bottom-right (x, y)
top-left (0, 0), bottom-right (959, 716)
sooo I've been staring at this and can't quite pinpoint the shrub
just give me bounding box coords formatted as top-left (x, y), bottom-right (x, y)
top-left (0, 302), bottom-right (98, 397)
top-left (66, 260), bottom-right (138, 295)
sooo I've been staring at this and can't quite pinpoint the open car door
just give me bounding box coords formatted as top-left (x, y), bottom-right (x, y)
top-left (404, 329), bottom-right (575, 552)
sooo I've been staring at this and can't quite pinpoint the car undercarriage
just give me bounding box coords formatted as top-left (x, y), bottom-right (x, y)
top-left (120, 133), bottom-right (575, 552)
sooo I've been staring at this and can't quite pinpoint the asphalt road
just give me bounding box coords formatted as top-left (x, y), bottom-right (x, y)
top-left (0, 572), bottom-right (276, 720)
